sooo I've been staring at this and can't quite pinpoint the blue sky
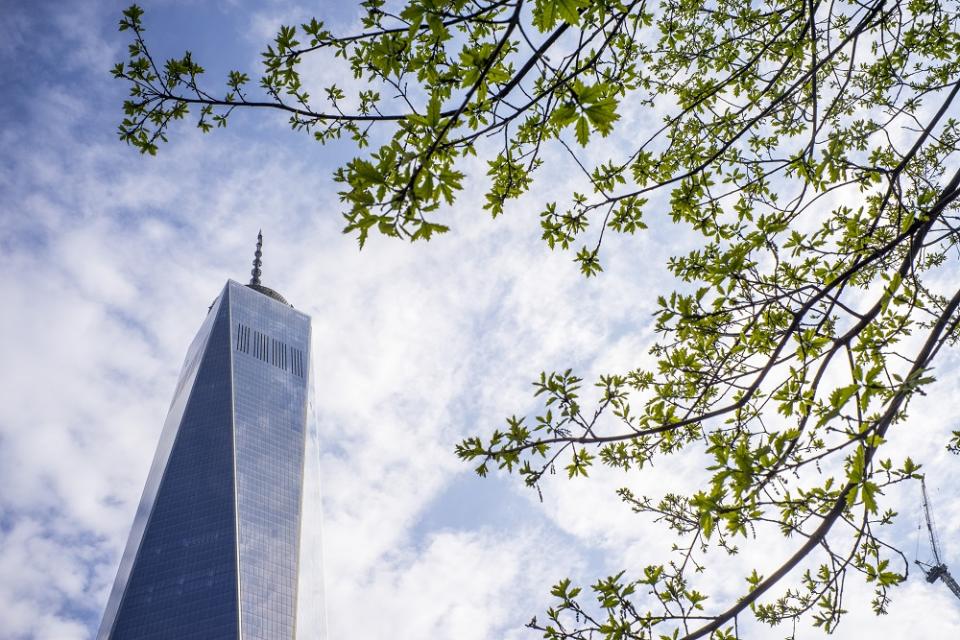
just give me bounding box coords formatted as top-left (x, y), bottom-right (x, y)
top-left (1, 1), bottom-right (959, 638)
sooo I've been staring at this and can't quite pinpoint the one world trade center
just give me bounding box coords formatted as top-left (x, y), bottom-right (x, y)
top-left (98, 234), bottom-right (325, 639)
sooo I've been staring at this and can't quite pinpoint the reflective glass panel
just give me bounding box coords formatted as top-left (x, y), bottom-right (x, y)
top-left (107, 293), bottom-right (240, 639)
top-left (230, 282), bottom-right (311, 640)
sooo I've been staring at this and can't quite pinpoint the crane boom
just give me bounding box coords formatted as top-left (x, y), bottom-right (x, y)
top-left (917, 478), bottom-right (960, 601)
top-left (921, 477), bottom-right (943, 565)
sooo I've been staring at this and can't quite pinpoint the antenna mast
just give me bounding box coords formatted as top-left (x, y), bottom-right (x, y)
top-left (251, 230), bottom-right (263, 286)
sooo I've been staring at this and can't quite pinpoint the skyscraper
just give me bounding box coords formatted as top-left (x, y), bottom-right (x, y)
top-left (98, 235), bottom-right (325, 639)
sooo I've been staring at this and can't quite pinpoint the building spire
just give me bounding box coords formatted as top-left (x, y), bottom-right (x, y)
top-left (244, 230), bottom-right (290, 306)
top-left (250, 230), bottom-right (263, 286)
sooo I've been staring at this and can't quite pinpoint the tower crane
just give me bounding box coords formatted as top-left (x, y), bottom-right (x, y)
top-left (916, 477), bottom-right (960, 600)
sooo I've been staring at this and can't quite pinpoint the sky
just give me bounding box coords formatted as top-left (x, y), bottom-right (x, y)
top-left (1, 1), bottom-right (959, 638)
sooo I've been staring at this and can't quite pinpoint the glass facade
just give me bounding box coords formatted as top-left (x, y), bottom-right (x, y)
top-left (296, 378), bottom-right (328, 640)
top-left (231, 282), bottom-right (310, 639)
top-left (98, 281), bottom-right (324, 639)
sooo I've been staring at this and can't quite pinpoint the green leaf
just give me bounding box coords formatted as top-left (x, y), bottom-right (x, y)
top-left (575, 115), bottom-right (590, 146)
top-left (583, 98), bottom-right (620, 135)
top-left (555, 0), bottom-right (588, 26)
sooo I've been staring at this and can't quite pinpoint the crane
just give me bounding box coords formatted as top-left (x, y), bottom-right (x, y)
top-left (916, 477), bottom-right (960, 600)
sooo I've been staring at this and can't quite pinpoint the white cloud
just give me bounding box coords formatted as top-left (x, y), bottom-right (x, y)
top-left (327, 527), bottom-right (582, 639)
